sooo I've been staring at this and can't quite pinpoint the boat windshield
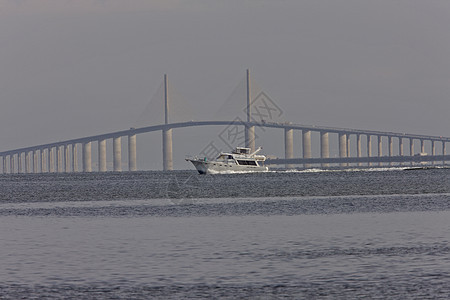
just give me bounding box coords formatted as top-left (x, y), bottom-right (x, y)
top-left (237, 160), bottom-right (257, 166)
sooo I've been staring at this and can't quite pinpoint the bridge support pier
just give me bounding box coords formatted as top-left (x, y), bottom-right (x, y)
top-left (17, 153), bottom-right (22, 173)
top-left (389, 136), bottom-right (393, 166)
top-left (10, 154), bottom-right (14, 174)
top-left (32, 150), bottom-right (37, 173)
top-left (432, 141), bottom-right (436, 165)
top-left (3, 156), bottom-right (7, 173)
top-left (83, 142), bottom-right (92, 172)
top-left (72, 144), bottom-right (78, 172)
top-left (26, 151), bottom-right (31, 173)
top-left (64, 145), bottom-right (69, 172)
top-left (339, 133), bottom-right (347, 167)
top-left (443, 142), bottom-right (447, 165)
top-left (50, 148), bottom-right (53, 172)
top-left (40, 149), bottom-right (45, 173)
top-left (128, 134), bottom-right (137, 171)
top-left (22, 152), bottom-right (26, 173)
top-left (56, 146), bottom-right (62, 172)
top-left (284, 128), bottom-right (294, 169)
top-left (98, 139), bottom-right (107, 172)
top-left (321, 132), bottom-right (329, 168)
top-left (357, 134), bottom-right (362, 166)
top-left (398, 138), bottom-right (404, 166)
top-left (378, 136), bottom-right (383, 166)
top-left (163, 129), bottom-right (173, 171)
top-left (367, 135), bottom-right (373, 166)
top-left (399, 138), bottom-right (404, 156)
top-left (302, 130), bottom-right (312, 168)
top-left (48, 148), bottom-right (51, 172)
top-left (113, 137), bottom-right (122, 172)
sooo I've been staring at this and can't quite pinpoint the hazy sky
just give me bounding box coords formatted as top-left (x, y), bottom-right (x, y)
top-left (1, 1), bottom-right (450, 169)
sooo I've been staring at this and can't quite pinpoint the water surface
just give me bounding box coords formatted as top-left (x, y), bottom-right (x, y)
top-left (1, 168), bottom-right (450, 299)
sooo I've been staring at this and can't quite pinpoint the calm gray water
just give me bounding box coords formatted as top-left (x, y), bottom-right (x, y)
top-left (1, 168), bottom-right (450, 299)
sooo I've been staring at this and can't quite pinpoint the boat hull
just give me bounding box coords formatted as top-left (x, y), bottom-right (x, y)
top-left (188, 159), bottom-right (268, 174)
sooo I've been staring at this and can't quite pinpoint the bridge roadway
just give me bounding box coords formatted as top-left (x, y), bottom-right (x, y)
top-left (1, 120), bottom-right (450, 173)
top-left (1, 120), bottom-right (450, 156)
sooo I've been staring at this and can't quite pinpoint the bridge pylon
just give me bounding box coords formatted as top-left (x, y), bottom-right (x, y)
top-left (163, 74), bottom-right (173, 171)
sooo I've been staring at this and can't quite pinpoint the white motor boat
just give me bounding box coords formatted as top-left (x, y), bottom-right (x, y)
top-left (186, 147), bottom-right (269, 174)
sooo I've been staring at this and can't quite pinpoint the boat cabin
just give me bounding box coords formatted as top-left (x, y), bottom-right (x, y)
top-left (232, 147), bottom-right (251, 155)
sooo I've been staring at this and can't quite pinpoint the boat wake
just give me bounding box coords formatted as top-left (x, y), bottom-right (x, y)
top-left (269, 166), bottom-right (419, 174)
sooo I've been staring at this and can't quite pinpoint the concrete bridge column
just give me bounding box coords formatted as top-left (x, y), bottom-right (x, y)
top-left (28, 151), bottom-right (32, 173)
top-left (16, 154), bottom-right (20, 173)
top-left (33, 150), bottom-right (38, 173)
top-left (320, 132), bottom-right (329, 168)
top-left (398, 138), bottom-right (404, 166)
top-left (98, 139), bottom-right (107, 172)
top-left (0, 156), bottom-right (3, 174)
top-left (420, 139), bottom-right (425, 154)
top-left (399, 138), bottom-right (404, 156)
top-left (302, 130), bottom-right (312, 168)
top-left (25, 151), bottom-right (30, 173)
top-left (163, 129), bottom-right (173, 171)
top-left (443, 142), bottom-right (447, 165)
top-left (7, 155), bottom-right (11, 174)
top-left (432, 141), bottom-right (436, 165)
top-left (55, 146), bottom-right (60, 172)
top-left (72, 144), bottom-right (78, 172)
top-left (378, 136), bottom-right (383, 166)
top-left (389, 136), bottom-right (393, 156)
top-left (128, 134), bottom-right (137, 171)
top-left (339, 133), bottom-right (347, 167)
top-left (284, 128), bottom-right (294, 169)
top-left (64, 145), bottom-right (69, 172)
top-left (347, 135), bottom-right (351, 162)
top-left (28, 152), bottom-right (32, 173)
top-left (17, 153), bottom-right (22, 174)
top-left (49, 148), bottom-right (54, 173)
top-left (389, 136), bottom-right (393, 166)
top-left (367, 135), bottom-right (373, 166)
top-left (10, 154), bottom-right (15, 174)
top-left (41, 149), bottom-right (46, 173)
top-left (82, 142), bottom-right (92, 172)
top-left (58, 146), bottom-right (64, 173)
top-left (30, 151), bottom-right (34, 173)
top-left (4, 155), bottom-right (8, 174)
top-left (113, 136), bottom-right (122, 172)
top-left (3, 156), bottom-right (8, 173)
top-left (410, 139), bottom-right (415, 166)
top-left (357, 134), bottom-right (362, 166)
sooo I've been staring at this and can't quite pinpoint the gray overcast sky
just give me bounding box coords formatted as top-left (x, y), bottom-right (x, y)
top-left (1, 0), bottom-right (450, 169)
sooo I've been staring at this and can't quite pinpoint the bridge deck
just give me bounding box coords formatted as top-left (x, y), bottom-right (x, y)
top-left (1, 120), bottom-right (450, 156)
